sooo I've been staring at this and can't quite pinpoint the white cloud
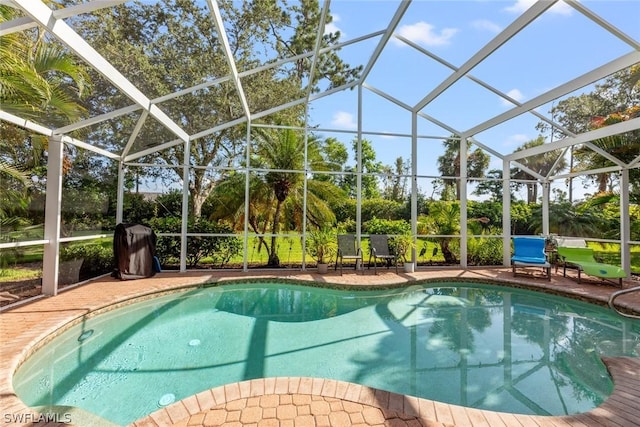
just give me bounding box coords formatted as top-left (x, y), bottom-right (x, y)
top-left (331, 111), bottom-right (356, 129)
top-left (504, 0), bottom-right (573, 16)
top-left (500, 89), bottom-right (525, 106)
top-left (393, 22), bottom-right (458, 47)
top-left (505, 133), bottom-right (529, 147)
top-left (324, 14), bottom-right (342, 36)
top-left (471, 19), bottom-right (502, 34)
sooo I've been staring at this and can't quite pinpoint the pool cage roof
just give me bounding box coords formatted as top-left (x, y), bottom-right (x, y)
top-left (1, 0), bottom-right (639, 292)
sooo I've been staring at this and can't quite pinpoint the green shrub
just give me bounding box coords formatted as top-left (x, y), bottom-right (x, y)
top-left (467, 235), bottom-right (503, 266)
top-left (60, 243), bottom-right (113, 280)
top-left (149, 217), bottom-right (242, 267)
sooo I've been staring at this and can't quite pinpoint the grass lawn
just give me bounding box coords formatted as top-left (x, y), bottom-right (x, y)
top-left (2, 235), bottom-right (639, 281)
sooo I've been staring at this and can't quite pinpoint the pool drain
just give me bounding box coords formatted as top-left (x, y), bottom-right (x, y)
top-left (158, 393), bottom-right (175, 406)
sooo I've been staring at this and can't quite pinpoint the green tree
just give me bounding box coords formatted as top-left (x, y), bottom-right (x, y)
top-left (511, 136), bottom-right (567, 204)
top-left (530, 201), bottom-right (602, 238)
top-left (312, 136), bottom-right (348, 186)
top-left (437, 136), bottom-right (489, 201)
top-left (208, 129), bottom-right (340, 267)
top-left (273, 0), bottom-right (363, 91)
top-left (0, 5), bottom-right (89, 225)
top-left (62, 0), bottom-right (361, 218)
top-left (0, 6), bottom-right (88, 123)
top-left (538, 65), bottom-right (640, 198)
top-left (422, 201), bottom-right (460, 263)
top-left (341, 138), bottom-right (383, 198)
top-left (381, 156), bottom-right (409, 202)
top-left (472, 169), bottom-right (518, 202)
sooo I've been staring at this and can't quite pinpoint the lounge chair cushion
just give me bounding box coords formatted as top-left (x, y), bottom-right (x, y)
top-left (511, 237), bottom-right (551, 280)
top-left (557, 246), bottom-right (626, 284)
top-left (511, 237), bottom-right (549, 266)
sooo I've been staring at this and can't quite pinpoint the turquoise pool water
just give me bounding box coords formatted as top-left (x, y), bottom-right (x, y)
top-left (13, 282), bottom-right (640, 425)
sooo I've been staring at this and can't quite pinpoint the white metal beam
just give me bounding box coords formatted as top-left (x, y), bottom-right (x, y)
top-left (0, 111), bottom-right (53, 136)
top-left (13, 0), bottom-right (189, 143)
top-left (124, 138), bottom-right (183, 162)
top-left (507, 116), bottom-right (640, 160)
top-left (304, 0), bottom-right (329, 103)
top-left (414, 0), bottom-right (557, 111)
top-left (397, 33), bottom-right (575, 142)
top-left (465, 51), bottom-right (640, 137)
top-left (416, 111), bottom-right (461, 136)
top-left (566, 0), bottom-right (640, 51)
top-left (121, 110), bottom-right (149, 158)
top-left (42, 135), bottom-right (64, 296)
top-left (0, 0), bottom-right (128, 36)
top-left (61, 135), bottom-right (121, 160)
top-left (205, 0), bottom-right (250, 119)
top-left (362, 83), bottom-right (413, 112)
top-left (359, 0), bottom-right (412, 82)
top-left (54, 104), bottom-right (141, 135)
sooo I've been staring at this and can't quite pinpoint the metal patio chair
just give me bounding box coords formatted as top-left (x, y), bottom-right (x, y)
top-left (368, 234), bottom-right (398, 274)
top-left (335, 234), bottom-right (363, 275)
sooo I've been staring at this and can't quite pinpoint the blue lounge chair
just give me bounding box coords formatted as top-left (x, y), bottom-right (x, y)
top-left (511, 237), bottom-right (551, 280)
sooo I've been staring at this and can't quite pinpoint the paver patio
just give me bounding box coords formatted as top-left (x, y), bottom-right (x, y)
top-left (2, 268), bottom-right (640, 426)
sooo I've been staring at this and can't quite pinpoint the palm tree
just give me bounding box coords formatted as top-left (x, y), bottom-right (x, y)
top-left (530, 202), bottom-right (601, 238)
top-left (511, 136), bottom-right (567, 204)
top-left (208, 128), bottom-right (339, 267)
top-left (574, 105), bottom-right (640, 194)
top-left (437, 136), bottom-right (489, 201)
top-left (423, 201), bottom-right (460, 264)
top-left (0, 5), bottom-right (89, 225)
top-left (0, 6), bottom-right (88, 124)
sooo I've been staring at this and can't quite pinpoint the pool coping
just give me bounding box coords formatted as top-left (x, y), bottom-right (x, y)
top-left (2, 268), bottom-right (640, 426)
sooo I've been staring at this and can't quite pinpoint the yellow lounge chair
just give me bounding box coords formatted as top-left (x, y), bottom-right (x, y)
top-left (556, 246), bottom-right (626, 287)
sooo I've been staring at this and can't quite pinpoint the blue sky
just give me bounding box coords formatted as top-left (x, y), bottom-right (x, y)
top-left (302, 0), bottom-right (640, 200)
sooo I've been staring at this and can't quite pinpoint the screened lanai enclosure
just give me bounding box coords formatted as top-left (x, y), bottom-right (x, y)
top-left (1, 0), bottom-right (639, 298)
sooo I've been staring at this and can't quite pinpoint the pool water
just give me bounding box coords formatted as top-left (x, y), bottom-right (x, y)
top-left (13, 282), bottom-right (640, 425)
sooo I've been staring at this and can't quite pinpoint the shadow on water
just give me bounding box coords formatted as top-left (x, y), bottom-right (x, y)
top-left (350, 286), bottom-right (619, 416)
top-left (18, 283), bottom-right (630, 419)
top-left (23, 288), bottom-right (204, 406)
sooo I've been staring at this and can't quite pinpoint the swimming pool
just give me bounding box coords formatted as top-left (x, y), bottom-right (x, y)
top-left (13, 281), bottom-right (640, 425)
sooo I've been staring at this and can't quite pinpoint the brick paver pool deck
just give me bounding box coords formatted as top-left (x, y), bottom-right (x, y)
top-left (2, 267), bottom-right (640, 426)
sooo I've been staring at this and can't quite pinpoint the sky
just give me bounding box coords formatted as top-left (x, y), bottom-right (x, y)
top-left (299, 0), bottom-right (640, 201)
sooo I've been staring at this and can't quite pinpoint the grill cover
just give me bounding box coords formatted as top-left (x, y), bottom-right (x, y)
top-left (113, 223), bottom-right (157, 280)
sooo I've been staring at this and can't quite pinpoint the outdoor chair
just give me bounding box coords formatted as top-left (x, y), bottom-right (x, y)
top-left (557, 246), bottom-right (626, 287)
top-left (368, 234), bottom-right (398, 274)
top-left (335, 234), bottom-right (363, 275)
top-left (511, 237), bottom-right (551, 280)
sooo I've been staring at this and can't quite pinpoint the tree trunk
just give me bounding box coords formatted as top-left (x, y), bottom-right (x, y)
top-left (439, 239), bottom-right (457, 264)
top-left (268, 199), bottom-right (283, 266)
top-left (192, 193), bottom-right (206, 218)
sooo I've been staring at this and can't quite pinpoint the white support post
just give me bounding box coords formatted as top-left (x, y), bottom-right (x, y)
top-left (302, 128), bottom-right (309, 271)
top-left (243, 124), bottom-right (251, 272)
top-left (180, 139), bottom-right (191, 272)
top-left (459, 136), bottom-right (468, 268)
top-left (503, 159), bottom-right (512, 266)
top-left (620, 169), bottom-right (631, 275)
top-left (42, 135), bottom-right (64, 295)
top-left (356, 86), bottom-right (363, 242)
top-left (410, 112), bottom-right (418, 264)
top-left (542, 181), bottom-right (550, 237)
top-left (116, 161), bottom-right (125, 225)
